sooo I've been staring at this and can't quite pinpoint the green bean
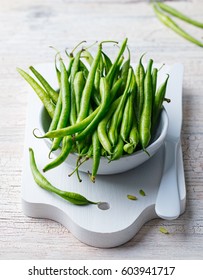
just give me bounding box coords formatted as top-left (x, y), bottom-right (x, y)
top-left (124, 107), bottom-right (140, 154)
top-left (109, 77), bottom-right (123, 101)
top-left (29, 148), bottom-right (97, 205)
top-left (153, 4), bottom-right (203, 48)
top-left (108, 67), bottom-right (133, 146)
top-left (74, 77), bottom-right (110, 142)
top-left (70, 50), bottom-right (83, 125)
top-left (29, 66), bottom-right (59, 104)
top-left (152, 74), bottom-right (169, 131)
top-left (110, 136), bottom-right (124, 161)
top-left (43, 135), bottom-right (73, 172)
top-left (120, 92), bottom-right (133, 143)
top-left (152, 67), bottom-right (158, 97)
top-left (135, 53), bottom-right (145, 123)
top-left (139, 58), bottom-right (153, 150)
top-left (106, 38), bottom-right (128, 87)
top-left (120, 47), bottom-right (130, 93)
top-left (157, 2), bottom-right (203, 29)
top-left (73, 71), bottom-right (86, 115)
top-left (129, 110), bottom-right (140, 150)
top-left (79, 60), bottom-right (89, 79)
top-left (95, 57), bottom-right (103, 91)
top-left (123, 143), bottom-right (134, 154)
top-left (66, 55), bottom-right (74, 77)
top-left (90, 130), bottom-right (101, 183)
top-left (17, 68), bottom-right (55, 118)
top-left (81, 50), bottom-right (94, 66)
top-left (97, 96), bottom-right (122, 155)
top-left (54, 52), bottom-right (61, 87)
top-left (34, 106), bottom-right (100, 139)
top-left (102, 51), bottom-right (112, 75)
top-left (49, 58), bottom-right (71, 153)
top-left (112, 55), bottom-right (124, 86)
top-left (48, 91), bottom-right (62, 132)
top-left (77, 43), bottom-right (102, 122)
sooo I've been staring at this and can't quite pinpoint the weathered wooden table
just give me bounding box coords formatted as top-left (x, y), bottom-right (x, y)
top-left (0, 0), bottom-right (203, 259)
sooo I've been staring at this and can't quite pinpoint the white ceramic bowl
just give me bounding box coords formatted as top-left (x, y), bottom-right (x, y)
top-left (39, 106), bottom-right (168, 175)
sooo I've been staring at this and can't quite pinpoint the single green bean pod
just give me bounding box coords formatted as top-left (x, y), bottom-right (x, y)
top-left (75, 76), bottom-right (111, 142)
top-left (29, 148), bottom-right (97, 205)
top-left (90, 130), bottom-right (101, 183)
top-left (69, 49), bottom-right (84, 125)
top-left (17, 68), bottom-right (55, 119)
top-left (156, 2), bottom-right (203, 29)
top-left (97, 96), bottom-right (122, 155)
top-left (108, 67), bottom-right (133, 146)
top-left (77, 43), bottom-right (102, 122)
top-left (110, 136), bottom-right (124, 161)
top-left (48, 91), bottom-right (62, 132)
top-left (29, 66), bottom-right (59, 104)
top-left (152, 67), bottom-right (158, 98)
top-left (139, 58), bottom-right (153, 150)
top-left (120, 71), bottom-right (136, 142)
top-left (49, 58), bottom-right (71, 154)
top-left (73, 71), bottom-right (86, 115)
top-left (102, 51), bottom-right (112, 75)
top-left (152, 74), bottom-right (169, 131)
top-left (43, 135), bottom-right (73, 172)
top-left (135, 53), bottom-right (145, 123)
top-left (106, 38), bottom-right (128, 87)
top-left (120, 47), bottom-right (130, 93)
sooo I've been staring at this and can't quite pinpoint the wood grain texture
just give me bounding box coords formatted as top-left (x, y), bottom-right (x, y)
top-left (0, 0), bottom-right (203, 259)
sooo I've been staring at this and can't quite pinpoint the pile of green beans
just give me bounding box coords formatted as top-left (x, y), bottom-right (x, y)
top-left (17, 38), bottom-right (169, 182)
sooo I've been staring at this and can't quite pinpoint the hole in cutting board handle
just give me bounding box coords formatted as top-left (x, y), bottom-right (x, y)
top-left (97, 202), bottom-right (110, 210)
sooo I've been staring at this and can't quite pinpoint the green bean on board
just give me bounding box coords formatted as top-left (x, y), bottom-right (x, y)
top-left (29, 148), bottom-right (97, 205)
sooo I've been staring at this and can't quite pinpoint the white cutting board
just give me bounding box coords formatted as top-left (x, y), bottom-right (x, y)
top-left (21, 63), bottom-right (186, 248)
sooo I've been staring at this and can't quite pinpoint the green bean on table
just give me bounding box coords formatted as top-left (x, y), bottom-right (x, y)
top-left (153, 3), bottom-right (203, 48)
top-left (156, 2), bottom-right (203, 29)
